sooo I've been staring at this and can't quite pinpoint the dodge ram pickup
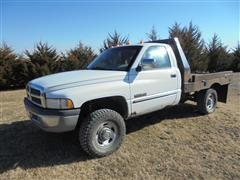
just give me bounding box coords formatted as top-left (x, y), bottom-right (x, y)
top-left (24, 38), bottom-right (232, 157)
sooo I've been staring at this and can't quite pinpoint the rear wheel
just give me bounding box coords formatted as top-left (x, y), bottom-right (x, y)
top-left (79, 109), bottom-right (126, 157)
top-left (197, 88), bottom-right (218, 114)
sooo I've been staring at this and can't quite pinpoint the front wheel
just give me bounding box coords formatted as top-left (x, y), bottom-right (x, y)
top-left (79, 109), bottom-right (126, 157)
top-left (197, 88), bottom-right (218, 114)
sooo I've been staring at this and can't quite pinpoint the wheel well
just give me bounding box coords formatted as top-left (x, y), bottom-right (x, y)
top-left (193, 83), bottom-right (229, 103)
top-left (79, 96), bottom-right (129, 119)
top-left (210, 83), bottom-right (229, 103)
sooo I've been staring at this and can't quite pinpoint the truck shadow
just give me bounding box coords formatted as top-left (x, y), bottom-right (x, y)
top-left (0, 103), bottom-right (201, 173)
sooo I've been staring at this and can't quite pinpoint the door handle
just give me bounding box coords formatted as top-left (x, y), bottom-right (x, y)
top-left (171, 74), bottom-right (176, 78)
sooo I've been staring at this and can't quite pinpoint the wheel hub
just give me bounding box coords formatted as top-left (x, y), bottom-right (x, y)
top-left (99, 128), bottom-right (113, 141)
top-left (96, 124), bottom-right (116, 147)
top-left (207, 94), bottom-right (215, 110)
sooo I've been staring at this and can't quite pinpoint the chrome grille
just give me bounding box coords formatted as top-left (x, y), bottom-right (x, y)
top-left (31, 96), bottom-right (42, 105)
top-left (26, 84), bottom-right (45, 107)
top-left (30, 88), bottom-right (41, 96)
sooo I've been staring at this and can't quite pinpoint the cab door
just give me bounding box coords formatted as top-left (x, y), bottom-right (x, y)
top-left (129, 45), bottom-right (179, 115)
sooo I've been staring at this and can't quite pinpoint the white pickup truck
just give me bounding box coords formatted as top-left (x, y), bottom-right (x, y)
top-left (24, 38), bottom-right (232, 157)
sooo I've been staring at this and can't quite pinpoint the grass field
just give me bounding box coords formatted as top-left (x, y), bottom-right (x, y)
top-left (0, 74), bottom-right (239, 179)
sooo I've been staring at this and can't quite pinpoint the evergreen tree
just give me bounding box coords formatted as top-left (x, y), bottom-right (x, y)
top-left (25, 60), bottom-right (38, 80)
top-left (25, 42), bottom-right (59, 77)
top-left (146, 25), bottom-right (159, 41)
top-left (51, 54), bottom-right (69, 73)
top-left (11, 57), bottom-right (30, 87)
top-left (0, 44), bottom-right (33, 89)
top-left (169, 22), bottom-right (207, 72)
top-left (0, 43), bottom-right (16, 89)
top-left (65, 42), bottom-right (96, 70)
top-left (230, 44), bottom-right (240, 72)
top-left (168, 22), bottom-right (184, 38)
top-left (206, 34), bottom-right (231, 72)
top-left (101, 30), bottom-right (129, 52)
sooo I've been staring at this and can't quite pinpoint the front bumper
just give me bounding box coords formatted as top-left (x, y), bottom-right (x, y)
top-left (24, 98), bottom-right (80, 132)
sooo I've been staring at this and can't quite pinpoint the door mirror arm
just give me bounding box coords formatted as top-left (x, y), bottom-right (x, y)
top-left (136, 65), bottom-right (142, 72)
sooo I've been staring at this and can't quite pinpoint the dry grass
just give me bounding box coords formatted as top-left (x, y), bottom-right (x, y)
top-left (0, 74), bottom-right (239, 179)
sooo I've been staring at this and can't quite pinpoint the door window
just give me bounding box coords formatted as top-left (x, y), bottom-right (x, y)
top-left (141, 46), bottom-right (171, 70)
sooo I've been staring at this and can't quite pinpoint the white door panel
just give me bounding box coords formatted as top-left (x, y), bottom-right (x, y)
top-left (130, 68), bottom-right (178, 115)
top-left (129, 45), bottom-right (179, 115)
top-left (129, 68), bottom-right (178, 115)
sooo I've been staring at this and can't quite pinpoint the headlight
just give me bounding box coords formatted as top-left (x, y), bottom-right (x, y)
top-left (45, 98), bottom-right (74, 109)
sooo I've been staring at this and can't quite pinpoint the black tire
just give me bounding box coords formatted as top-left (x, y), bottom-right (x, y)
top-left (197, 88), bottom-right (218, 114)
top-left (79, 109), bottom-right (126, 157)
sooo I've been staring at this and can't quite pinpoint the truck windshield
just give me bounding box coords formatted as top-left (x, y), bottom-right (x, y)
top-left (87, 46), bottom-right (142, 71)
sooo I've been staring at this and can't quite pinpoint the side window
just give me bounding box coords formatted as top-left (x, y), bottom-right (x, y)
top-left (141, 46), bottom-right (171, 70)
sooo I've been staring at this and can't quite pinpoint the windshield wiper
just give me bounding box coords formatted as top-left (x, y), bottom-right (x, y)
top-left (89, 66), bottom-right (115, 71)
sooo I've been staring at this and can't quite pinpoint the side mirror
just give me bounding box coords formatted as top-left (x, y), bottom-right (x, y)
top-left (142, 58), bottom-right (155, 70)
top-left (142, 58), bottom-right (154, 65)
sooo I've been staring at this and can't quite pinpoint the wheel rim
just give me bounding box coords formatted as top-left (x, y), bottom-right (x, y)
top-left (206, 93), bottom-right (216, 111)
top-left (95, 121), bottom-right (117, 148)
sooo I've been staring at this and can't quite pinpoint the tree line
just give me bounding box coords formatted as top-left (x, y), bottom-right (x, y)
top-left (1, 22), bottom-right (239, 90)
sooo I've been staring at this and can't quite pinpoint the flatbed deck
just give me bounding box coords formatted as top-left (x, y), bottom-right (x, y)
top-left (184, 71), bottom-right (233, 93)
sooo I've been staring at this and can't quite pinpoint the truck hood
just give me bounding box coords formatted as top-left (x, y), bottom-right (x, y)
top-left (29, 70), bottom-right (127, 92)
